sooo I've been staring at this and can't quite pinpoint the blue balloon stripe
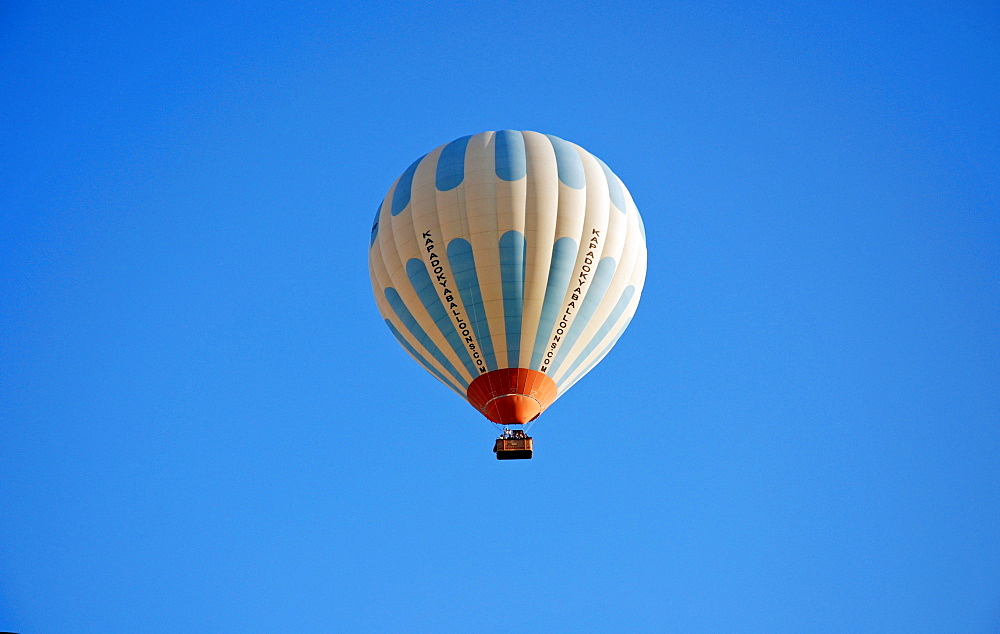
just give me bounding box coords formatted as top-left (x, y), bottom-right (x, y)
top-left (383, 288), bottom-right (468, 388)
top-left (546, 257), bottom-right (617, 376)
top-left (562, 311), bottom-right (636, 392)
top-left (370, 202), bottom-right (382, 247)
top-left (545, 134), bottom-right (585, 189)
top-left (391, 155), bottom-right (424, 216)
top-left (499, 230), bottom-right (526, 367)
top-left (384, 319), bottom-right (464, 395)
top-left (405, 258), bottom-right (480, 377)
top-left (557, 285), bottom-right (636, 388)
top-left (596, 157), bottom-right (626, 213)
top-left (436, 135), bottom-right (472, 191)
top-left (447, 239), bottom-right (498, 372)
top-left (494, 130), bottom-right (526, 181)
top-left (530, 237), bottom-right (579, 369)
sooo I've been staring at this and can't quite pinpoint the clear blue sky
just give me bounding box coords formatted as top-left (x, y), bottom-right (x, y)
top-left (2, 2), bottom-right (998, 631)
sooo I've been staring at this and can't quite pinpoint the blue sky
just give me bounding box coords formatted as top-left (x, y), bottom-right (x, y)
top-left (2, 2), bottom-right (998, 631)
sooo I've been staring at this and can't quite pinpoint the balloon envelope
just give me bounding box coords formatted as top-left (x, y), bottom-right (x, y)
top-left (369, 131), bottom-right (646, 425)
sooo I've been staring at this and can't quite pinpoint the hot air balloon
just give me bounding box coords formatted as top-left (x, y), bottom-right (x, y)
top-left (369, 131), bottom-right (646, 459)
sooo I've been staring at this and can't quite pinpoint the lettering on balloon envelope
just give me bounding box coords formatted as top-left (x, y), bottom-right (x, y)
top-left (421, 230), bottom-right (488, 375)
top-left (541, 228), bottom-right (601, 373)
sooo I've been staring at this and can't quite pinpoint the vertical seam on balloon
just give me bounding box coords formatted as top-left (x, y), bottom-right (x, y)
top-left (499, 230), bottom-right (526, 369)
top-left (454, 134), bottom-right (499, 399)
top-left (466, 135), bottom-right (499, 403)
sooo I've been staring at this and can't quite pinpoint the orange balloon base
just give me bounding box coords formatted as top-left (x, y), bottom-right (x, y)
top-left (466, 368), bottom-right (558, 425)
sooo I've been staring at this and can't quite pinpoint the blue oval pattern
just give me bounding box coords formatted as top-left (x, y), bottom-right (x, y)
top-left (391, 155), bottom-right (424, 216)
top-left (370, 202), bottom-right (381, 246)
top-left (436, 135), bottom-right (472, 191)
top-left (597, 157), bottom-right (626, 213)
top-left (494, 130), bottom-right (526, 181)
top-left (545, 134), bottom-right (585, 189)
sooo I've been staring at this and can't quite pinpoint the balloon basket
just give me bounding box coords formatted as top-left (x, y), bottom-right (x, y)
top-left (493, 430), bottom-right (533, 460)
